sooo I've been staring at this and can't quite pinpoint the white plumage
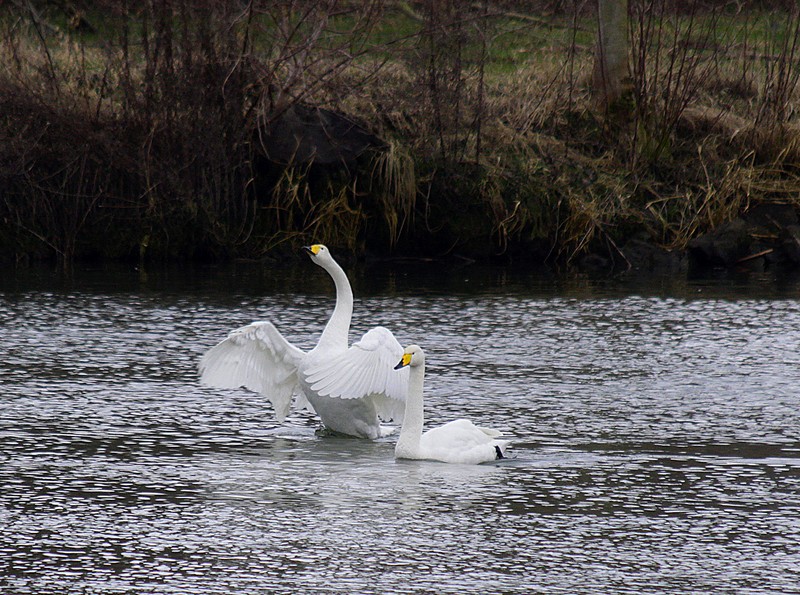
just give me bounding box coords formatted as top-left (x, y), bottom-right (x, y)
top-left (393, 345), bottom-right (511, 464)
top-left (199, 244), bottom-right (408, 439)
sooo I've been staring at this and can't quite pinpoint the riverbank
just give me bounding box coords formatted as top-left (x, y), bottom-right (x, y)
top-left (1, 2), bottom-right (800, 274)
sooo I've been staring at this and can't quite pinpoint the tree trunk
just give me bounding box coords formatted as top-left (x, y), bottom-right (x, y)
top-left (593, 0), bottom-right (629, 110)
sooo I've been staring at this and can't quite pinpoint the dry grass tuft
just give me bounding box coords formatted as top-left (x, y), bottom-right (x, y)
top-left (369, 140), bottom-right (417, 246)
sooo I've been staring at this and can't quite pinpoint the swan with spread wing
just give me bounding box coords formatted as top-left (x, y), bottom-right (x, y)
top-left (199, 244), bottom-right (408, 439)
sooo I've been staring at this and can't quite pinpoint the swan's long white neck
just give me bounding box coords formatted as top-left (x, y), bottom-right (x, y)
top-left (317, 258), bottom-right (353, 350)
top-left (396, 360), bottom-right (425, 456)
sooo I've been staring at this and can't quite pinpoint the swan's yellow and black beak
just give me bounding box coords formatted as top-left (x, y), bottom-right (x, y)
top-left (303, 244), bottom-right (321, 256)
top-left (394, 353), bottom-right (412, 370)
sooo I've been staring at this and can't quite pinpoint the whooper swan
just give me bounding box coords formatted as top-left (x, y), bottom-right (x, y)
top-left (199, 244), bottom-right (408, 439)
top-left (393, 345), bottom-right (511, 464)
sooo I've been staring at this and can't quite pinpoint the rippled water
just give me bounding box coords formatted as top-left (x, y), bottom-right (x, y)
top-left (2, 263), bottom-right (800, 594)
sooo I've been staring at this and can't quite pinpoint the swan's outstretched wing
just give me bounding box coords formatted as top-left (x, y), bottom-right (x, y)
top-left (199, 321), bottom-right (306, 421)
top-left (303, 326), bottom-right (409, 416)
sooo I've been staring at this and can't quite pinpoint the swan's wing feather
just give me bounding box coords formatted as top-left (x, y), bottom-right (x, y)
top-left (422, 419), bottom-right (502, 449)
top-left (370, 392), bottom-right (406, 424)
top-left (304, 326), bottom-right (409, 408)
top-left (199, 321), bottom-right (306, 421)
top-left (474, 425), bottom-right (503, 438)
top-left (420, 419), bottom-right (508, 463)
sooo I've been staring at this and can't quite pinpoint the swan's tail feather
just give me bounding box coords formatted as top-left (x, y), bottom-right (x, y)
top-left (494, 439), bottom-right (512, 459)
top-left (476, 425), bottom-right (502, 438)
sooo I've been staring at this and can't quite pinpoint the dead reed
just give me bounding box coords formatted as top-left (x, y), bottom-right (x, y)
top-left (2, 1), bottom-right (800, 267)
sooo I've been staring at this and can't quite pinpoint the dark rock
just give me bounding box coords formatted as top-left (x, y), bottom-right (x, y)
top-left (688, 219), bottom-right (752, 268)
top-left (622, 238), bottom-right (687, 273)
top-left (578, 252), bottom-right (611, 271)
top-left (782, 225), bottom-right (800, 266)
top-left (259, 104), bottom-right (387, 167)
top-left (743, 202), bottom-right (799, 232)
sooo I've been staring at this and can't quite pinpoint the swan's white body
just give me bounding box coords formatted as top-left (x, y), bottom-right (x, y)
top-left (199, 245), bottom-right (408, 439)
top-left (394, 345), bottom-right (510, 464)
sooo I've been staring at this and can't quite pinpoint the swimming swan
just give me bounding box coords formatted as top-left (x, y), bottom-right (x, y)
top-left (199, 244), bottom-right (408, 439)
top-left (393, 345), bottom-right (510, 464)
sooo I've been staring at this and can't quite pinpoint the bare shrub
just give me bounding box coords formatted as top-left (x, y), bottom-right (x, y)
top-left (628, 0), bottom-right (721, 167)
top-left (0, 0), bottom-right (401, 262)
top-left (3, 1), bottom-right (800, 266)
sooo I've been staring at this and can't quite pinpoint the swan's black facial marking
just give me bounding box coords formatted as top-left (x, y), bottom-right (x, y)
top-left (495, 445), bottom-right (504, 459)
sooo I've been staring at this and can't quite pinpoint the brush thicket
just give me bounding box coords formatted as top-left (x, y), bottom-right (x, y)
top-left (2, 1), bottom-right (800, 265)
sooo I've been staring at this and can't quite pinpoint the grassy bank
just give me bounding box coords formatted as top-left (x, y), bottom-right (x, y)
top-left (2, 1), bottom-right (800, 270)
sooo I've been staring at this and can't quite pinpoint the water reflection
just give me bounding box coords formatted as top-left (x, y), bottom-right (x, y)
top-left (1, 264), bottom-right (799, 593)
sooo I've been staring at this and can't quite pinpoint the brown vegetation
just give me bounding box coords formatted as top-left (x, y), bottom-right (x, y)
top-left (1, 1), bottom-right (800, 271)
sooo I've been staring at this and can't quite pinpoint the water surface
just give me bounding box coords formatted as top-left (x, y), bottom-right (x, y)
top-left (1, 263), bottom-right (799, 593)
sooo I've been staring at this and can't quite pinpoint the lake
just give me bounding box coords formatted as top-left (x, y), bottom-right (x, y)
top-left (1, 260), bottom-right (799, 594)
